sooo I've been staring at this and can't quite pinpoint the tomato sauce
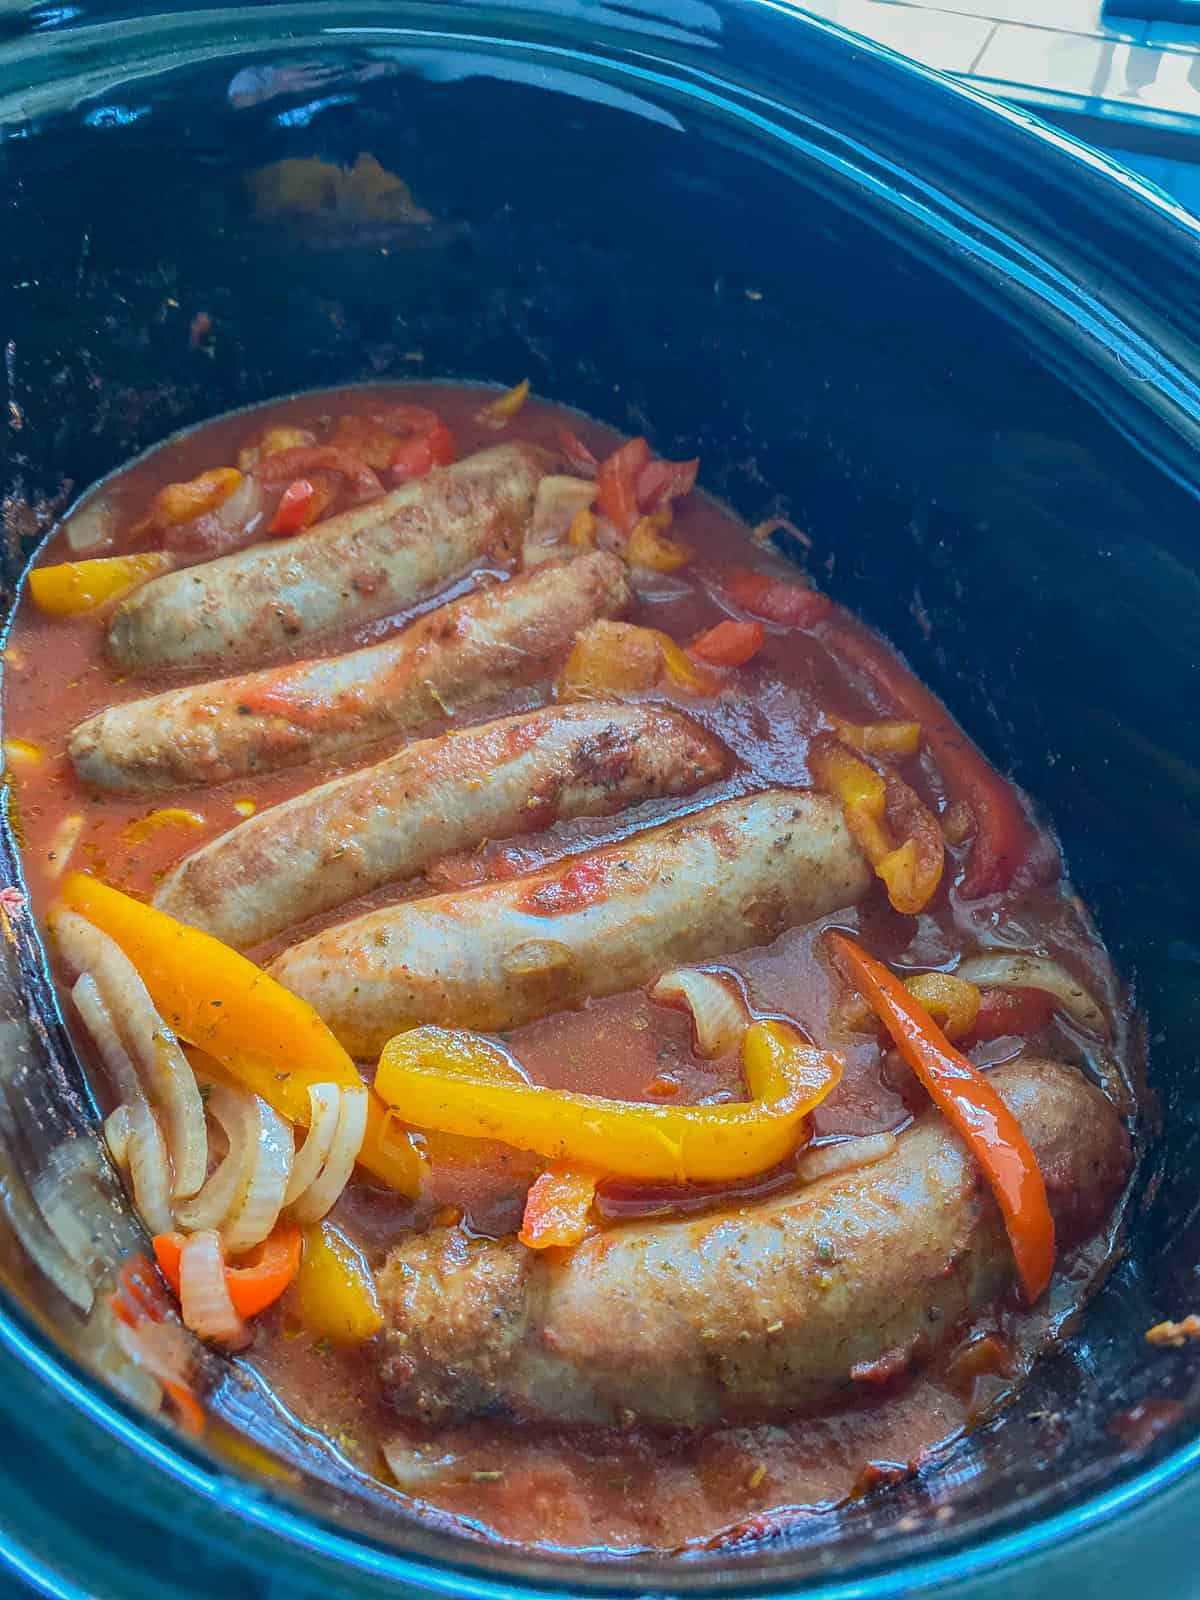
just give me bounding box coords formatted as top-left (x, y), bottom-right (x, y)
top-left (1, 383), bottom-right (1138, 1552)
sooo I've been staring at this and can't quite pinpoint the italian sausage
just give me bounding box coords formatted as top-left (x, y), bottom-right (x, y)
top-left (268, 789), bottom-right (872, 1054)
top-left (154, 703), bottom-right (729, 949)
top-left (376, 1058), bottom-right (1130, 1426)
top-left (69, 552), bottom-right (630, 794)
top-left (107, 443), bottom-right (547, 672)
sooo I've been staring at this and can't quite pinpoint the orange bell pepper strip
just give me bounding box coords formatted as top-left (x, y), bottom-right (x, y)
top-left (808, 733), bottom-right (944, 915)
top-left (55, 874), bottom-right (422, 1197)
top-left (374, 1021), bottom-right (841, 1184)
top-left (557, 620), bottom-right (720, 699)
top-left (689, 619), bottom-right (765, 667)
top-left (153, 1224), bottom-right (302, 1317)
top-left (825, 931), bottom-right (1055, 1304)
top-left (826, 622), bottom-right (1045, 899)
top-left (595, 437), bottom-right (651, 534)
top-left (143, 467), bottom-right (244, 533)
top-left (519, 1166), bottom-right (599, 1250)
top-left (28, 551), bottom-right (174, 617)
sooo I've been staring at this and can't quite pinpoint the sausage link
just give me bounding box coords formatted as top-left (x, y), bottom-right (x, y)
top-left (268, 789), bottom-right (872, 1053)
top-left (69, 552), bottom-right (630, 794)
top-left (108, 442), bottom-right (547, 672)
top-left (376, 1058), bottom-right (1130, 1426)
top-left (154, 703), bottom-right (729, 949)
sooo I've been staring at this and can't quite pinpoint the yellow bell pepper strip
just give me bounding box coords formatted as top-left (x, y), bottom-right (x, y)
top-left (374, 1022), bottom-right (841, 1184)
top-left (825, 931), bottom-right (1055, 1304)
top-left (55, 874), bottom-right (422, 1197)
top-left (520, 1166), bottom-right (599, 1250)
top-left (123, 808), bottom-right (205, 846)
top-left (829, 717), bottom-right (922, 759)
top-left (808, 733), bottom-right (944, 916)
top-left (903, 972), bottom-right (980, 1041)
top-left (2, 738), bottom-right (44, 769)
top-left (842, 970), bottom-right (981, 1041)
top-left (567, 507), bottom-right (597, 549)
top-left (291, 1220), bottom-right (383, 1344)
top-left (28, 551), bottom-right (174, 617)
top-left (558, 620), bottom-right (720, 700)
top-left (477, 377), bottom-right (530, 424)
top-left (626, 507), bottom-right (692, 572)
top-left (826, 621), bottom-right (1043, 899)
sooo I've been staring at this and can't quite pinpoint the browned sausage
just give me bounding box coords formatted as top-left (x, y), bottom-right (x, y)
top-left (376, 1058), bottom-right (1129, 1426)
top-left (154, 703), bottom-right (728, 948)
top-left (69, 552), bottom-right (630, 794)
top-left (108, 443), bottom-right (548, 671)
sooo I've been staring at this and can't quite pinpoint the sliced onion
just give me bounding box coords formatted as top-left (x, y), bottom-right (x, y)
top-left (123, 1102), bottom-right (175, 1237)
top-left (956, 954), bottom-right (1108, 1037)
top-left (650, 969), bottom-right (747, 1058)
top-left (283, 1084), bottom-right (341, 1206)
top-left (64, 494), bottom-right (116, 553)
top-left (55, 911), bottom-right (207, 1198)
top-left (525, 475), bottom-right (596, 566)
top-left (289, 1087), bottom-right (367, 1224)
top-left (383, 1438), bottom-right (460, 1492)
top-left (178, 1083), bottom-right (292, 1253)
top-left (103, 1100), bottom-right (173, 1236)
top-left (104, 1104), bottom-right (132, 1166)
top-left (179, 1229), bottom-right (248, 1349)
top-left (45, 814), bottom-right (84, 879)
top-left (797, 1131), bottom-right (897, 1185)
top-left (0, 1170), bottom-right (94, 1312)
top-left (72, 976), bottom-right (174, 1234)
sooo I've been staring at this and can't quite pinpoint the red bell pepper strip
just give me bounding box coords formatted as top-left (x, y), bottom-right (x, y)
top-left (153, 1224), bottom-right (302, 1319)
top-left (825, 622), bottom-right (1045, 899)
top-left (636, 455), bottom-right (699, 512)
top-left (370, 406), bottom-right (457, 484)
top-left (556, 424), bottom-right (599, 476)
top-left (269, 478), bottom-right (320, 536)
top-left (256, 446), bottom-right (382, 501)
top-left (725, 567), bottom-right (832, 627)
top-left (519, 1166), bottom-right (598, 1249)
top-left (964, 985), bottom-right (1059, 1045)
top-left (689, 619), bottom-right (765, 667)
top-left (595, 437), bottom-right (651, 534)
top-left (825, 931), bottom-right (1055, 1304)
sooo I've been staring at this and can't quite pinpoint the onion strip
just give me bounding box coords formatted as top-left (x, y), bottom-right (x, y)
top-left (177, 1083), bottom-right (293, 1253)
top-left (797, 1131), bottom-right (897, 1184)
top-left (650, 969), bottom-right (748, 1058)
top-left (73, 975), bottom-right (173, 1235)
top-left (956, 954), bottom-right (1108, 1037)
top-left (54, 911), bottom-right (207, 1198)
top-left (289, 1087), bottom-right (367, 1223)
top-left (284, 1084), bottom-right (341, 1206)
top-left (179, 1230), bottom-right (248, 1348)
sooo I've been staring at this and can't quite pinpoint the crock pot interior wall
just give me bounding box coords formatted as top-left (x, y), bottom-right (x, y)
top-left (2, 14), bottom-right (1198, 1573)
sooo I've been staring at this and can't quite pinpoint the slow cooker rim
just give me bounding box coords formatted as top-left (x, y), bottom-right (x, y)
top-left (2, 0), bottom-right (1198, 1590)
top-left (0, 1288), bottom-right (1196, 1598)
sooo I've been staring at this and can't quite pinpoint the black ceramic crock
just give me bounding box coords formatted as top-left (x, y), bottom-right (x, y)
top-left (1, 3), bottom-right (1198, 1596)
